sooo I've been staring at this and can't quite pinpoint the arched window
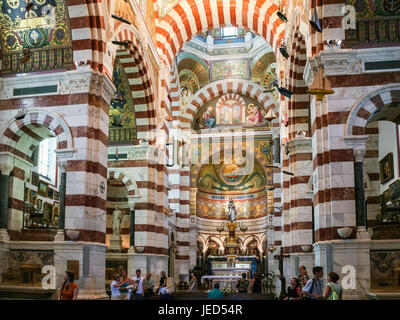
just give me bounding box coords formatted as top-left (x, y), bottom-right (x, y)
top-left (38, 137), bottom-right (57, 184)
top-left (222, 26), bottom-right (237, 38)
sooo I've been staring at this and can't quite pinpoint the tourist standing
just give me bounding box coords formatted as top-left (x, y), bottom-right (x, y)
top-left (302, 266), bottom-right (324, 300)
top-left (208, 283), bottom-right (224, 299)
top-left (131, 269), bottom-right (144, 300)
top-left (110, 275), bottom-right (120, 300)
top-left (117, 270), bottom-right (131, 300)
top-left (157, 271), bottom-right (167, 294)
top-left (298, 265), bottom-right (310, 288)
top-left (236, 273), bottom-right (249, 293)
top-left (144, 272), bottom-right (155, 297)
top-left (58, 271), bottom-right (79, 300)
top-left (284, 278), bottom-right (302, 300)
top-left (188, 271), bottom-right (197, 292)
top-left (251, 272), bottom-right (262, 294)
top-left (324, 272), bottom-right (342, 300)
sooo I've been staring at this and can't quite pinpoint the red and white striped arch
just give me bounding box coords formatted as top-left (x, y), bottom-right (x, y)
top-left (0, 109), bottom-right (74, 155)
top-left (112, 27), bottom-right (156, 139)
top-left (346, 84), bottom-right (400, 136)
top-left (108, 168), bottom-right (139, 196)
top-left (156, 0), bottom-right (286, 67)
top-left (180, 79), bottom-right (278, 129)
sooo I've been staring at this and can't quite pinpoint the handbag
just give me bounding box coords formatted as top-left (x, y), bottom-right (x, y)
top-left (327, 284), bottom-right (339, 300)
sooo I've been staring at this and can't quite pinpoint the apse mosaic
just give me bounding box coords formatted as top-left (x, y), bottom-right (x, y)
top-left (193, 94), bottom-right (272, 130)
top-left (196, 156), bottom-right (267, 194)
top-left (0, 0), bottom-right (73, 74)
top-left (108, 59), bottom-right (137, 144)
top-left (196, 191), bottom-right (268, 220)
top-left (346, 0), bottom-right (400, 44)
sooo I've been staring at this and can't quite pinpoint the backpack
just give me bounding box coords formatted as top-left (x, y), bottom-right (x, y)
top-left (327, 284), bottom-right (339, 300)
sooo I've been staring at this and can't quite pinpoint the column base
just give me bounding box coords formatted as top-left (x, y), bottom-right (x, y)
top-left (54, 229), bottom-right (65, 242)
top-left (331, 239), bottom-right (371, 300)
top-left (357, 226), bottom-right (370, 239)
top-left (0, 229), bottom-right (10, 242)
top-left (53, 241), bottom-right (107, 300)
top-left (0, 239), bottom-right (10, 284)
top-left (76, 289), bottom-right (109, 300)
top-left (127, 253), bottom-right (168, 278)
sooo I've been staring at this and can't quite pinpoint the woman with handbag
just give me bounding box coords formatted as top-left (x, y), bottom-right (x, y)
top-left (324, 272), bottom-right (342, 300)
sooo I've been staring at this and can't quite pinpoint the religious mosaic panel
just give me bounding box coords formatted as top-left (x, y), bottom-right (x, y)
top-left (196, 191), bottom-right (268, 220)
top-left (108, 58), bottom-right (137, 145)
top-left (0, 0), bottom-right (73, 74)
top-left (346, 0), bottom-right (400, 45)
top-left (193, 95), bottom-right (272, 131)
top-left (210, 60), bottom-right (250, 82)
top-left (179, 69), bottom-right (200, 94)
top-left (196, 155), bottom-right (267, 194)
top-left (370, 250), bottom-right (400, 291)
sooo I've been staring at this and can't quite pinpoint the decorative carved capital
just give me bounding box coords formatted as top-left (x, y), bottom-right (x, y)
top-left (56, 160), bottom-right (68, 172)
top-left (285, 137), bottom-right (312, 155)
top-left (127, 195), bottom-right (141, 209)
top-left (354, 149), bottom-right (366, 162)
top-left (0, 152), bottom-right (15, 175)
top-left (343, 135), bottom-right (368, 162)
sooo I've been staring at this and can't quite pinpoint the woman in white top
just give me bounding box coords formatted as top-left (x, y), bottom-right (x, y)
top-left (324, 272), bottom-right (342, 300)
top-left (110, 275), bottom-right (120, 300)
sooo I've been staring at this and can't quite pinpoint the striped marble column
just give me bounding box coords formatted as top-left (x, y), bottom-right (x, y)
top-left (0, 156), bottom-right (12, 241)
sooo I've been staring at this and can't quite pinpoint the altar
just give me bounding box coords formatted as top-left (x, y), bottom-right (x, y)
top-left (200, 200), bottom-right (262, 291)
top-left (202, 257), bottom-right (255, 290)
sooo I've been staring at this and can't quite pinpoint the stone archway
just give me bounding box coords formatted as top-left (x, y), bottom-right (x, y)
top-left (180, 79), bottom-right (279, 129)
top-left (156, 0), bottom-right (285, 66)
top-left (345, 84), bottom-right (400, 136)
top-left (0, 108), bottom-right (74, 155)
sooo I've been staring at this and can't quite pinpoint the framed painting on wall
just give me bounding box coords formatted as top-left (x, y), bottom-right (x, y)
top-left (43, 203), bottom-right (52, 221)
top-left (24, 188), bottom-right (29, 202)
top-left (38, 181), bottom-right (49, 197)
top-left (53, 202), bottom-right (59, 217)
top-left (383, 189), bottom-right (391, 204)
top-left (389, 180), bottom-right (400, 201)
top-left (29, 190), bottom-right (37, 205)
top-left (31, 172), bottom-right (39, 186)
top-left (379, 152), bottom-right (394, 184)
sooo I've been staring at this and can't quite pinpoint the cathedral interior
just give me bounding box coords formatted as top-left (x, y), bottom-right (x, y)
top-left (0, 0), bottom-right (400, 300)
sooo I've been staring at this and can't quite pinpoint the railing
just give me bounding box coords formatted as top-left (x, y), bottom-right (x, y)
top-left (109, 126), bottom-right (137, 144)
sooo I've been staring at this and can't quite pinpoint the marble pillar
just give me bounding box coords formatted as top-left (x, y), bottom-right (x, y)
top-left (0, 165), bottom-right (12, 241)
top-left (354, 150), bottom-right (367, 228)
top-left (126, 196), bottom-right (140, 254)
top-left (331, 239), bottom-right (371, 300)
top-left (54, 161), bottom-right (67, 241)
top-left (273, 137), bottom-right (281, 164)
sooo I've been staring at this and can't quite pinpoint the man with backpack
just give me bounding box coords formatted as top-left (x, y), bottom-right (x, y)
top-left (302, 266), bottom-right (324, 300)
